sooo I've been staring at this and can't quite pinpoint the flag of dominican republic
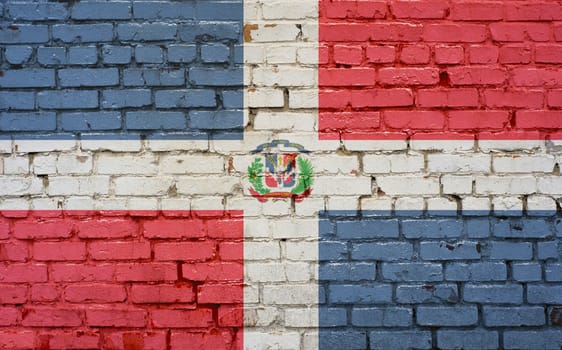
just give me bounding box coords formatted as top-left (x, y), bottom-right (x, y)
top-left (1, 0), bottom-right (562, 349)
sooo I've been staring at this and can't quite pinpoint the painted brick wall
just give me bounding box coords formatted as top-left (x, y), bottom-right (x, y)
top-left (1, 0), bottom-right (562, 349)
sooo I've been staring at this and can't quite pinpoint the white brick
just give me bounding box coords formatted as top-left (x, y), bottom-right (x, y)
top-left (310, 155), bottom-right (358, 175)
top-left (276, 132), bottom-right (339, 152)
top-left (410, 139), bottom-right (474, 152)
top-left (113, 177), bottom-right (172, 196)
top-left (285, 308), bottom-right (320, 327)
top-left (289, 89), bottom-right (317, 109)
top-left (0, 177), bottom-right (42, 196)
top-left (462, 197), bottom-right (491, 214)
top-left (479, 139), bottom-right (544, 152)
top-left (427, 197), bottom-right (458, 213)
top-left (295, 197), bottom-right (324, 216)
top-left (314, 176), bottom-right (371, 195)
top-left (190, 197), bottom-right (223, 212)
top-left (327, 196), bottom-right (358, 211)
top-left (262, 0), bottom-right (318, 19)
top-left (15, 139), bottom-right (76, 153)
top-left (245, 23), bottom-right (301, 43)
top-left (286, 241), bottom-right (317, 261)
top-left (297, 46), bottom-right (319, 65)
top-left (253, 67), bottom-right (316, 87)
top-left (254, 111), bottom-right (316, 131)
top-left (226, 197), bottom-right (262, 216)
top-left (395, 197), bottom-right (425, 212)
top-left (245, 242), bottom-right (280, 260)
top-left (442, 175), bottom-right (473, 195)
top-left (537, 177), bottom-right (562, 195)
top-left (146, 139), bottom-right (208, 152)
top-left (475, 176), bottom-right (536, 195)
top-left (302, 22), bottom-right (318, 42)
top-left (527, 195), bottom-right (557, 213)
top-left (80, 140), bottom-right (141, 152)
top-left (244, 332), bottom-right (300, 350)
top-left (493, 154), bottom-right (555, 173)
top-left (427, 154), bottom-right (490, 173)
top-left (245, 219), bottom-right (271, 239)
top-left (493, 197), bottom-right (523, 215)
top-left (31, 197), bottom-right (61, 211)
top-left (0, 139), bottom-right (11, 154)
top-left (303, 332), bottom-right (319, 350)
top-left (127, 198), bottom-right (158, 212)
top-left (97, 155), bottom-right (157, 175)
top-left (64, 197), bottom-right (94, 210)
top-left (176, 176), bottom-right (239, 195)
top-left (263, 284), bottom-right (317, 304)
top-left (361, 197), bottom-right (392, 212)
top-left (160, 155), bottom-right (224, 174)
top-left (364, 154), bottom-right (424, 173)
top-left (32, 155), bottom-right (57, 175)
top-left (377, 176), bottom-right (439, 196)
top-left (48, 176), bottom-right (109, 196)
top-left (3, 156), bottom-right (29, 175)
top-left (286, 262), bottom-right (312, 281)
top-left (265, 46), bottom-right (297, 64)
top-left (212, 131), bottom-right (274, 153)
top-left (344, 139), bottom-right (408, 151)
top-left (0, 198), bottom-right (29, 211)
top-left (244, 286), bottom-right (259, 304)
top-left (93, 198), bottom-right (128, 211)
top-left (160, 198), bottom-right (190, 211)
top-left (244, 307), bottom-right (278, 327)
top-left (247, 88), bottom-right (284, 108)
top-left (262, 200), bottom-right (291, 216)
top-left (247, 263), bottom-right (287, 282)
top-left (244, 44), bottom-right (264, 64)
top-left (271, 219), bottom-right (317, 239)
top-left (57, 154), bottom-right (92, 174)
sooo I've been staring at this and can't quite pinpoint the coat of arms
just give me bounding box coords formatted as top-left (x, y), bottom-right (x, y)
top-left (248, 140), bottom-right (314, 202)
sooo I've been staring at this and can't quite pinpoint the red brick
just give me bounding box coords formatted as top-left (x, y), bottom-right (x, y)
top-left (115, 263), bottom-right (177, 282)
top-left (424, 24), bottom-right (487, 42)
top-left (64, 284), bottom-right (126, 303)
top-left (322, 23), bottom-right (423, 42)
top-left (451, 1), bottom-right (503, 21)
top-left (320, 23), bottom-right (371, 42)
top-left (86, 309), bottom-right (147, 327)
top-left (319, 90), bottom-right (352, 108)
top-left (0, 241), bottom-right (28, 261)
top-left (517, 111), bottom-right (562, 129)
top-left (151, 309), bottom-right (213, 328)
top-left (143, 218), bottom-right (206, 239)
top-left (548, 90), bottom-right (562, 108)
top-left (77, 218), bottom-right (138, 239)
top-left (384, 111), bottom-right (446, 130)
top-left (1, 210), bottom-right (29, 219)
top-left (351, 88), bottom-right (414, 107)
top-left (468, 45), bottom-right (499, 64)
top-left (323, 1), bottom-right (387, 19)
top-left (170, 330), bottom-right (234, 350)
top-left (154, 242), bottom-right (215, 261)
top-left (319, 45), bottom-right (330, 65)
top-left (321, 68), bottom-right (375, 87)
top-left (319, 112), bottom-right (381, 132)
top-left (483, 89), bottom-right (544, 109)
top-left (218, 242), bottom-right (244, 261)
top-left (366, 46), bottom-right (396, 63)
top-left (45, 331), bottom-right (100, 350)
top-left (0, 219), bottom-right (9, 240)
top-left (22, 308), bottom-right (82, 327)
top-left (391, 0), bottom-right (449, 19)
top-left (13, 219), bottom-right (74, 239)
top-left (0, 331), bottom-right (35, 349)
top-left (34, 242), bottom-right (85, 261)
top-left (536, 45), bottom-right (562, 64)
top-left (371, 23), bottom-right (423, 42)
top-left (449, 111), bottom-right (509, 130)
top-left (0, 307), bottom-right (19, 326)
top-left (490, 23), bottom-right (550, 42)
top-left (499, 44), bottom-right (532, 64)
top-left (378, 68), bottom-right (439, 85)
top-left (0, 263), bottom-right (47, 283)
top-left (505, 2), bottom-right (562, 21)
top-left (434, 45), bottom-right (464, 65)
top-left (102, 332), bottom-right (166, 350)
top-left (197, 284), bottom-right (243, 304)
top-left (51, 263), bottom-right (114, 282)
top-left (0, 285), bottom-right (27, 304)
top-left (556, 24), bottom-right (562, 41)
top-left (333, 45), bottom-right (363, 65)
top-left (30, 284), bottom-right (59, 302)
top-left (130, 284), bottom-right (194, 304)
top-left (218, 306), bottom-right (243, 327)
top-left (512, 68), bottom-right (562, 87)
top-left (448, 67), bottom-right (506, 85)
top-left (417, 88), bottom-right (479, 108)
top-left (400, 45), bottom-right (430, 64)
top-left (89, 241), bottom-right (151, 261)
top-left (182, 262), bottom-right (243, 282)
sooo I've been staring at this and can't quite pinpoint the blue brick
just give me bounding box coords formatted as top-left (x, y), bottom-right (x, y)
top-left (402, 218), bottom-right (463, 239)
top-left (395, 284), bottom-right (459, 304)
top-left (319, 263), bottom-right (375, 281)
top-left (71, 2), bottom-right (131, 20)
top-left (490, 241), bottom-right (532, 260)
top-left (124, 69), bottom-right (185, 87)
top-left (53, 24), bottom-right (113, 43)
top-left (7, 2), bottom-right (68, 20)
top-left (189, 68), bottom-right (243, 86)
top-left (155, 90), bottom-right (216, 108)
top-left (466, 218), bottom-right (491, 238)
top-left (329, 284), bottom-right (392, 304)
top-left (168, 45), bottom-right (197, 63)
top-left (420, 241), bottom-right (481, 260)
top-left (483, 306), bottom-right (545, 327)
top-left (538, 241), bottom-right (559, 260)
top-left (0, 91), bottom-right (34, 110)
top-left (5, 46), bottom-right (33, 64)
top-left (201, 43), bottom-right (230, 63)
top-left (222, 90), bottom-right (243, 109)
top-left (512, 262), bottom-right (542, 282)
top-left (555, 218), bottom-right (562, 237)
top-left (0, 69), bottom-right (55, 88)
top-left (38, 90), bottom-right (98, 110)
top-left (336, 219), bottom-right (399, 239)
top-left (117, 23), bottom-right (177, 41)
top-left (133, 1), bottom-right (195, 20)
top-left (318, 307), bottom-right (347, 327)
top-left (463, 284), bottom-right (523, 304)
top-left (445, 262), bottom-right (507, 281)
top-left (545, 263), bottom-right (562, 281)
top-left (189, 110), bottom-right (243, 130)
top-left (179, 22), bottom-right (241, 42)
top-left (416, 306), bottom-right (478, 326)
top-left (59, 68), bottom-right (119, 87)
top-left (125, 111), bottom-right (186, 130)
top-left (0, 112), bottom-right (56, 131)
top-left (437, 330), bottom-right (499, 350)
top-left (370, 331), bottom-right (432, 350)
top-left (382, 263), bottom-right (442, 282)
top-left (61, 112), bottom-right (121, 131)
top-left (102, 90), bottom-right (152, 109)
top-left (352, 307), bottom-right (412, 327)
top-left (352, 242), bottom-right (412, 261)
top-left (68, 46), bottom-right (98, 65)
top-left (195, 1), bottom-right (243, 21)
top-left (493, 218), bottom-right (552, 238)
top-left (504, 331), bottom-right (562, 350)
top-left (234, 45), bottom-right (243, 64)
top-left (37, 47), bottom-right (67, 65)
top-left (318, 241), bottom-right (348, 261)
top-left (102, 46), bottom-right (132, 65)
top-left (135, 46), bottom-right (163, 64)
top-left (0, 25), bottom-right (48, 44)
top-left (528, 285), bottom-right (562, 304)
top-left (319, 331), bottom-right (367, 350)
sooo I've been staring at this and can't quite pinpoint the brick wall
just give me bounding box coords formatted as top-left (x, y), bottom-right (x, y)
top-left (1, 0), bottom-right (562, 349)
